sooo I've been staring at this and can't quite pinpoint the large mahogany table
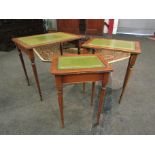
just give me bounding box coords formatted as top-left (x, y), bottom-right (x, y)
top-left (12, 32), bottom-right (84, 100)
top-left (82, 38), bottom-right (141, 103)
top-left (51, 54), bottom-right (112, 128)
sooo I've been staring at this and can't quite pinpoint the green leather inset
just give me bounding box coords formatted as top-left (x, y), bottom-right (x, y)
top-left (18, 32), bottom-right (79, 46)
top-left (88, 39), bottom-right (135, 51)
top-left (58, 55), bottom-right (105, 70)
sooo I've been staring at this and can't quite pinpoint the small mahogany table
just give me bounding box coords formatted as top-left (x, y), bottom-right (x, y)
top-left (51, 54), bottom-right (112, 128)
top-left (82, 38), bottom-right (141, 103)
top-left (12, 32), bottom-right (84, 100)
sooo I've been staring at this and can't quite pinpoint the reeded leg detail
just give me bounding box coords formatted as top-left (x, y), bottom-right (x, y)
top-left (96, 73), bottom-right (109, 124)
top-left (55, 76), bottom-right (64, 128)
top-left (57, 86), bottom-right (64, 128)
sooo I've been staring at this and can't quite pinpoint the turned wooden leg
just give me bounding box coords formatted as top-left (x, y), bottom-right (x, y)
top-left (89, 49), bottom-right (96, 105)
top-left (97, 73), bottom-right (109, 124)
top-left (90, 82), bottom-right (95, 106)
top-left (69, 39), bottom-right (81, 54)
top-left (29, 50), bottom-right (42, 101)
top-left (60, 43), bottom-right (63, 55)
top-left (77, 40), bottom-right (80, 54)
top-left (17, 48), bottom-right (30, 86)
top-left (92, 48), bottom-right (95, 54)
top-left (55, 76), bottom-right (64, 128)
top-left (77, 40), bottom-right (85, 93)
top-left (119, 54), bottom-right (138, 103)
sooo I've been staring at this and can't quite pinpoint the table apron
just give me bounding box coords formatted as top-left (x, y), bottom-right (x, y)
top-left (61, 73), bottom-right (106, 84)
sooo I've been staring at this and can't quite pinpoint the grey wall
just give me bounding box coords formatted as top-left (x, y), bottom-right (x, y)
top-left (44, 19), bottom-right (57, 30)
top-left (117, 19), bottom-right (155, 35)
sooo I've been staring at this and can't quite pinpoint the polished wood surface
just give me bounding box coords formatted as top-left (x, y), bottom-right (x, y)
top-left (57, 19), bottom-right (80, 34)
top-left (57, 19), bottom-right (104, 35)
top-left (51, 54), bottom-right (112, 127)
top-left (85, 19), bottom-right (104, 35)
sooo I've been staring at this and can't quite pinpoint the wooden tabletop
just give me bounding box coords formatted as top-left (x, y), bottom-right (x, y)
top-left (51, 54), bottom-right (113, 75)
top-left (82, 38), bottom-right (141, 54)
top-left (12, 32), bottom-right (84, 50)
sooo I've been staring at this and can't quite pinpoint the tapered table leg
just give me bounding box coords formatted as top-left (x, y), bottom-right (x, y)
top-left (90, 82), bottom-right (95, 106)
top-left (29, 50), bottom-right (43, 101)
top-left (97, 73), bottom-right (109, 124)
top-left (77, 40), bottom-right (85, 93)
top-left (119, 54), bottom-right (138, 103)
top-left (90, 49), bottom-right (96, 106)
top-left (17, 48), bottom-right (30, 86)
top-left (77, 40), bottom-right (80, 54)
top-left (92, 48), bottom-right (95, 54)
top-left (55, 76), bottom-right (64, 128)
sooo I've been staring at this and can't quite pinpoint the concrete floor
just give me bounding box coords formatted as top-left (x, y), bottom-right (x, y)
top-left (0, 34), bottom-right (155, 134)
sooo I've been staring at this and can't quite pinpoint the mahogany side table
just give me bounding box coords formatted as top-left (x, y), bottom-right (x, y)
top-left (12, 32), bottom-right (84, 100)
top-left (51, 54), bottom-right (112, 128)
top-left (82, 38), bottom-right (141, 103)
